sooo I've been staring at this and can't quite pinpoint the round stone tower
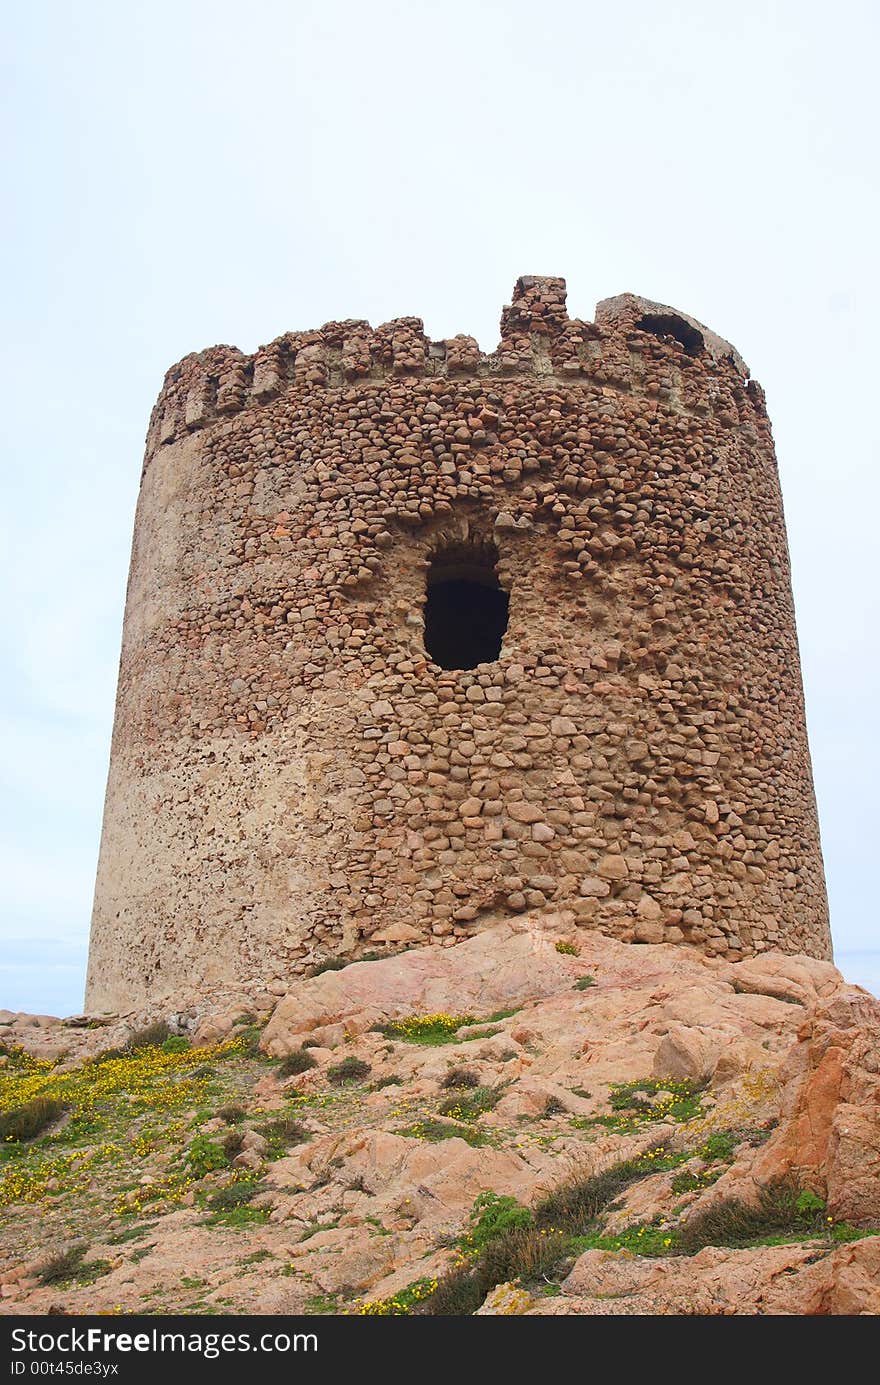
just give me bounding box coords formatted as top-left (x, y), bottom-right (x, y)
top-left (86, 276), bottom-right (830, 1011)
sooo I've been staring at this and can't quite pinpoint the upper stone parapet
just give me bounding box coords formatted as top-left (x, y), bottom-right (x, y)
top-left (143, 277), bottom-right (757, 466)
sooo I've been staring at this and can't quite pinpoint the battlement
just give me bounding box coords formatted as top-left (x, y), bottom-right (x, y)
top-left (144, 279), bottom-right (757, 466)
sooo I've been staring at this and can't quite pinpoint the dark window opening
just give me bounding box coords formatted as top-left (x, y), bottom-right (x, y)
top-left (424, 543), bottom-right (509, 671)
top-left (635, 312), bottom-right (704, 357)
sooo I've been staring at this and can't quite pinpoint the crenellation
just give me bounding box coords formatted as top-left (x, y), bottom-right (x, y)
top-left (90, 276), bottom-right (829, 1012)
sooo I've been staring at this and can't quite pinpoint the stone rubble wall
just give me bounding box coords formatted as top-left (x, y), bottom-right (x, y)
top-left (86, 276), bottom-right (829, 1011)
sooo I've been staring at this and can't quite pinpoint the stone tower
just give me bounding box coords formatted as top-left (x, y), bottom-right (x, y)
top-left (86, 277), bottom-right (830, 1012)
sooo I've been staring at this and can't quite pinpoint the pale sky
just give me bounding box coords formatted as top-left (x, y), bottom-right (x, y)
top-left (2, 0), bottom-right (878, 1015)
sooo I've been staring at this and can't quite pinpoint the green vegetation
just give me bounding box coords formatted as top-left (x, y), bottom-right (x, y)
top-left (575, 1077), bottom-right (707, 1133)
top-left (555, 940), bottom-right (578, 955)
top-left (36, 1243), bottom-right (111, 1288)
top-left (438, 1086), bottom-right (500, 1121)
top-left (256, 1117), bottom-right (310, 1155)
top-left (398, 1117), bottom-right (487, 1148)
top-left (277, 1049), bottom-right (318, 1078)
top-left (679, 1179), bottom-right (828, 1253)
top-left (380, 1014), bottom-right (476, 1045)
top-left (462, 1192), bottom-right (533, 1252)
top-left (533, 1147), bottom-right (679, 1232)
top-left (184, 1135), bottom-right (229, 1178)
top-left (426, 1154), bottom-right (877, 1315)
top-left (205, 1180), bottom-right (262, 1212)
top-left (0, 1097), bottom-right (66, 1144)
top-left (380, 1010), bottom-right (517, 1046)
top-left (357, 1277), bottom-right (439, 1315)
top-left (427, 1226), bottom-right (565, 1316)
top-left (573, 976), bottom-right (596, 991)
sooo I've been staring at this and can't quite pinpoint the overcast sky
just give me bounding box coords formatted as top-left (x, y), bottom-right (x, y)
top-left (2, 0), bottom-right (878, 1015)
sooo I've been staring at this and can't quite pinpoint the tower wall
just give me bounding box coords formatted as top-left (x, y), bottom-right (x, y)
top-left (86, 277), bottom-right (830, 1011)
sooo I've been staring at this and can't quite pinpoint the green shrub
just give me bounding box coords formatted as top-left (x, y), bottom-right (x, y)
top-left (555, 940), bottom-right (578, 955)
top-left (232, 1025), bottom-right (265, 1058)
top-left (257, 1117), bottom-right (309, 1151)
top-left (574, 976), bottom-right (596, 991)
top-left (206, 1181), bottom-right (262, 1212)
top-left (185, 1135), bottom-right (229, 1178)
top-left (310, 957), bottom-right (348, 976)
top-left (327, 1057), bottom-right (371, 1085)
top-left (427, 1227), bottom-right (565, 1315)
top-left (0, 1097), bottom-right (66, 1143)
top-left (464, 1192), bottom-right (533, 1251)
top-left (278, 1049), bottom-right (318, 1078)
top-left (373, 1074), bottom-right (403, 1089)
top-left (161, 1035), bottom-right (190, 1054)
top-left (438, 1086), bottom-right (500, 1121)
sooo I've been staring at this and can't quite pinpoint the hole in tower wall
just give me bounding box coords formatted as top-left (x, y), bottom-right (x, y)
top-left (424, 543), bottom-right (509, 671)
top-left (635, 313), bottom-right (704, 357)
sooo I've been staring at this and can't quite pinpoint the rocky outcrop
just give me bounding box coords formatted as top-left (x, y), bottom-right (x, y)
top-left (2, 920), bottom-right (878, 1316)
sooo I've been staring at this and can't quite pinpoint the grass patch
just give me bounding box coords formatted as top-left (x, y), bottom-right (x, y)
top-left (399, 1117), bottom-right (487, 1148)
top-left (357, 1276), bottom-right (439, 1315)
top-left (373, 1075), bottom-right (403, 1090)
top-left (256, 1117), bottom-right (310, 1154)
top-left (205, 1180), bottom-right (263, 1212)
top-left (204, 1204), bottom-right (271, 1228)
top-left (36, 1243), bottom-right (110, 1287)
top-left (462, 1192), bottom-right (533, 1252)
top-left (534, 1146), bottom-right (680, 1234)
top-left (581, 1078), bottom-right (707, 1133)
top-left (438, 1086), bottom-right (500, 1121)
top-left (427, 1227), bottom-right (565, 1316)
top-left (303, 1293), bottom-right (342, 1314)
top-left (326, 1057), bottom-right (371, 1085)
top-left (573, 976), bottom-right (596, 991)
top-left (0, 1097), bottom-right (66, 1143)
top-left (380, 1014), bottom-right (476, 1045)
top-left (127, 1021), bottom-right (171, 1050)
top-left (679, 1179), bottom-right (829, 1253)
top-left (106, 1222), bottom-right (157, 1246)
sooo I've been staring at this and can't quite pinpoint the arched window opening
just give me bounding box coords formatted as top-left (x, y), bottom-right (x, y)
top-left (424, 542), bottom-right (509, 671)
top-left (635, 312), bottom-right (704, 357)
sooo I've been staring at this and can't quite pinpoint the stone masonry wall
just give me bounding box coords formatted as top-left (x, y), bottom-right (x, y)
top-left (85, 277), bottom-right (830, 1012)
